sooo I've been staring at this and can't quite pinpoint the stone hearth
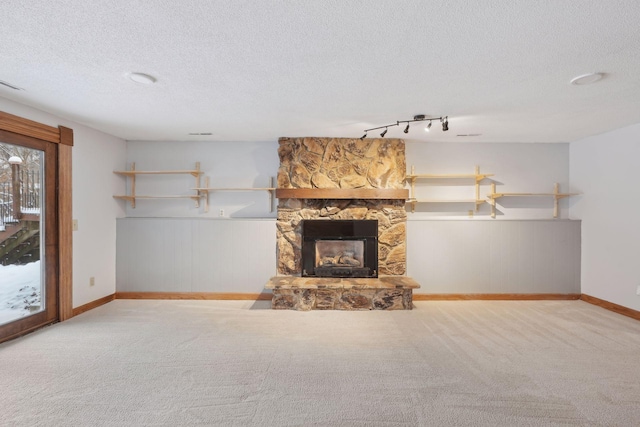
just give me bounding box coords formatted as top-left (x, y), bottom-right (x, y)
top-left (267, 137), bottom-right (419, 310)
top-left (265, 276), bottom-right (419, 310)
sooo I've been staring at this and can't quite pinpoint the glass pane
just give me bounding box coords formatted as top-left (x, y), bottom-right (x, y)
top-left (315, 240), bottom-right (364, 268)
top-left (0, 143), bottom-right (44, 325)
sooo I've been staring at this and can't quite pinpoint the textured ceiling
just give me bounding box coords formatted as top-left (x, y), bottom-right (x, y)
top-left (1, 0), bottom-right (640, 143)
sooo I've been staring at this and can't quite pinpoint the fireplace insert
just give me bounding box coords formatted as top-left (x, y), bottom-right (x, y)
top-left (301, 219), bottom-right (378, 278)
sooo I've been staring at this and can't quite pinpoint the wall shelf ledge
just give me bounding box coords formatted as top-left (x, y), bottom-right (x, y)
top-left (406, 166), bottom-right (492, 213)
top-left (113, 162), bottom-right (202, 208)
top-left (487, 183), bottom-right (580, 218)
top-left (195, 177), bottom-right (276, 213)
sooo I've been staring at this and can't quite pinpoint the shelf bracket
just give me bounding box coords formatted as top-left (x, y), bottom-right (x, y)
top-left (489, 182), bottom-right (496, 218)
top-left (269, 176), bottom-right (275, 213)
top-left (193, 162), bottom-right (201, 208)
top-left (130, 162), bottom-right (136, 208)
top-left (409, 165), bottom-right (416, 213)
top-left (475, 165), bottom-right (481, 207)
top-left (202, 176), bottom-right (210, 213)
top-left (553, 182), bottom-right (560, 218)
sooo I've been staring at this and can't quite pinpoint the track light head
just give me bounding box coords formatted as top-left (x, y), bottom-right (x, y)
top-left (441, 117), bottom-right (449, 131)
top-left (380, 128), bottom-right (388, 137)
top-left (360, 133), bottom-right (367, 140)
top-left (425, 121), bottom-right (432, 132)
top-left (403, 124), bottom-right (410, 134)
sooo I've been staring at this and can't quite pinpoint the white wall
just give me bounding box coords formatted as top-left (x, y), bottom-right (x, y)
top-left (407, 220), bottom-right (580, 294)
top-left (116, 218), bottom-right (275, 293)
top-left (124, 140), bottom-right (571, 220)
top-left (405, 142), bottom-right (571, 219)
top-left (405, 142), bottom-right (579, 294)
top-left (124, 140), bottom-right (279, 218)
top-left (0, 98), bottom-right (126, 307)
top-left (570, 123), bottom-right (640, 311)
top-left (117, 140), bottom-right (579, 295)
top-left (117, 141), bottom-right (280, 293)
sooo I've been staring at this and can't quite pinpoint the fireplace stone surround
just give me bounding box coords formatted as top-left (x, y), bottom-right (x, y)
top-left (265, 137), bottom-right (420, 310)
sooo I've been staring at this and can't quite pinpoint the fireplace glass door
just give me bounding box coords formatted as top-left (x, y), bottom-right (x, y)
top-left (302, 219), bottom-right (377, 278)
top-left (314, 239), bottom-right (367, 276)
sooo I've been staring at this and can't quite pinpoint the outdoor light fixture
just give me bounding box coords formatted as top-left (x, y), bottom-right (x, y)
top-left (361, 114), bottom-right (449, 138)
top-left (8, 156), bottom-right (23, 165)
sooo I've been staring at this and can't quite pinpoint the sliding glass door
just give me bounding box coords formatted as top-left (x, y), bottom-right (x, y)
top-left (0, 136), bottom-right (58, 341)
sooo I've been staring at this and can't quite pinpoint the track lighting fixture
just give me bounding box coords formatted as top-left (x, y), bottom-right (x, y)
top-left (360, 114), bottom-right (449, 138)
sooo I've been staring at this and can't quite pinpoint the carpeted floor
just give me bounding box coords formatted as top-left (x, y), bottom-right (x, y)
top-left (1, 300), bottom-right (639, 426)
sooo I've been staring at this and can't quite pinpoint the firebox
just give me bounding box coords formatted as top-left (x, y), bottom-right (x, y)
top-left (301, 220), bottom-right (378, 278)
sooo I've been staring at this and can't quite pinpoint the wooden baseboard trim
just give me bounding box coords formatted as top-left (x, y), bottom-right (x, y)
top-left (72, 293), bottom-right (116, 317)
top-left (66, 293), bottom-right (640, 321)
top-left (413, 293), bottom-right (581, 301)
top-left (115, 292), bottom-right (273, 301)
top-left (580, 294), bottom-right (640, 321)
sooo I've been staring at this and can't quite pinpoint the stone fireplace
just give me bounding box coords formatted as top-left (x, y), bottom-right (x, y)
top-left (265, 137), bottom-right (419, 310)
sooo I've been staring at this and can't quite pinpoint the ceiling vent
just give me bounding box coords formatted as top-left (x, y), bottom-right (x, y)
top-left (0, 80), bottom-right (24, 91)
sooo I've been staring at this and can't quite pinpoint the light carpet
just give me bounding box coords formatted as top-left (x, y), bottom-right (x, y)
top-left (1, 300), bottom-right (639, 426)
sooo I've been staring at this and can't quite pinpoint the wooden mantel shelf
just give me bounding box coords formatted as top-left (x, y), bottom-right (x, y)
top-left (276, 188), bottom-right (409, 200)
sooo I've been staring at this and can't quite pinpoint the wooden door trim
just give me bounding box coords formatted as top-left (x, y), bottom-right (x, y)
top-left (58, 143), bottom-right (73, 320)
top-left (0, 111), bottom-right (61, 144)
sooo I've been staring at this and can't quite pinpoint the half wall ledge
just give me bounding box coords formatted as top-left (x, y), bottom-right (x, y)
top-left (265, 276), bottom-right (420, 311)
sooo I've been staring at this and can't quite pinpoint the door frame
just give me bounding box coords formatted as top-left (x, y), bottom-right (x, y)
top-left (0, 111), bottom-right (73, 343)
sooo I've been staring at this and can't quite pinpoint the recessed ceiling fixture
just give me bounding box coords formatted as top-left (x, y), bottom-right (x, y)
top-left (361, 114), bottom-right (449, 139)
top-left (570, 72), bottom-right (604, 85)
top-left (188, 132), bottom-right (213, 136)
top-left (127, 72), bottom-right (157, 85)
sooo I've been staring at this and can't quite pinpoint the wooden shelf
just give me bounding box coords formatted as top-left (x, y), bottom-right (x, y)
top-left (487, 183), bottom-right (579, 218)
top-left (275, 188), bottom-right (409, 200)
top-left (114, 195), bottom-right (201, 201)
top-left (406, 173), bottom-right (494, 180)
top-left (114, 162), bottom-right (203, 208)
top-left (408, 198), bottom-right (486, 204)
top-left (193, 187), bottom-right (275, 191)
top-left (195, 177), bottom-right (276, 213)
top-left (406, 165), bottom-right (493, 213)
top-left (114, 170), bottom-right (202, 177)
top-left (488, 192), bottom-right (576, 198)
